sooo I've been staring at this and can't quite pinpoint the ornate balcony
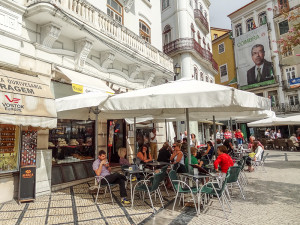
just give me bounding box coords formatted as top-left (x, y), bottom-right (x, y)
top-left (163, 38), bottom-right (218, 73)
top-left (25, 0), bottom-right (173, 73)
top-left (194, 9), bottom-right (209, 34)
top-left (272, 104), bottom-right (300, 114)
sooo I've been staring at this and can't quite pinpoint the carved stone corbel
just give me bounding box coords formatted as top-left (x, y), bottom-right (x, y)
top-left (74, 38), bottom-right (93, 71)
top-left (129, 64), bottom-right (140, 79)
top-left (40, 23), bottom-right (61, 48)
top-left (144, 71), bottom-right (155, 87)
top-left (101, 52), bottom-right (115, 69)
top-left (124, 0), bottom-right (135, 13)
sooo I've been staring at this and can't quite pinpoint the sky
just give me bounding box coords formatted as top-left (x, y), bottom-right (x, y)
top-left (209, 0), bottom-right (253, 29)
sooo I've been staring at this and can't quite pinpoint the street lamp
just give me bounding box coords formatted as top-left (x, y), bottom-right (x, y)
top-left (174, 63), bottom-right (181, 81)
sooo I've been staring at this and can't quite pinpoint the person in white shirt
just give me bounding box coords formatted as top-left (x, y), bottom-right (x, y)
top-left (149, 128), bottom-right (158, 160)
top-left (290, 134), bottom-right (299, 147)
top-left (276, 129), bottom-right (282, 138)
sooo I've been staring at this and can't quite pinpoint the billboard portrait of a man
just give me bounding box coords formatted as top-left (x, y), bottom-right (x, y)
top-left (247, 44), bottom-right (273, 85)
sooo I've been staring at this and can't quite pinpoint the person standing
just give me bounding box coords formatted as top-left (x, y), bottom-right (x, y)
top-left (224, 129), bottom-right (232, 140)
top-left (190, 133), bottom-right (198, 148)
top-left (216, 129), bottom-right (221, 139)
top-left (235, 129), bottom-right (244, 145)
top-left (149, 128), bottom-right (158, 160)
top-left (276, 129), bottom-right (282, 138)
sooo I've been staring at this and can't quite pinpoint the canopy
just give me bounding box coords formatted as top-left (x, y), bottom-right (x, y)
top-left (101, 79), bottom-right (271, 120)
top-left (248, 114), bottom-right (300, 127)
top-left (55, 92), bottom-right (110, 120)
top-left (0, 69), bottom-right (57, 128)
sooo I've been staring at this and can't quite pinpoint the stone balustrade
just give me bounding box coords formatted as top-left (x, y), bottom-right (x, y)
top-left (26, 0), bottom-right (173, 72)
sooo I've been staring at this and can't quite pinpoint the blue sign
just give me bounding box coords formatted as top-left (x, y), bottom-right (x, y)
top-left (289, 78), bottom-right (300, 88)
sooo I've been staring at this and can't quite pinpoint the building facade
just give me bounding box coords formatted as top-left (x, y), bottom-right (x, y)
top-left (161, 0), bottom-right (218, 143)
top-left (211, 27), bottom-right (237, 88)
top-left (0, 0), bottom-right (173, 203)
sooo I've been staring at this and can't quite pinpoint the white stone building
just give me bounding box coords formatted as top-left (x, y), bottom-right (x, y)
top-left (161, 0), bottom-right (218, 143)
top-left (0, 0), bottom-right (173, 203)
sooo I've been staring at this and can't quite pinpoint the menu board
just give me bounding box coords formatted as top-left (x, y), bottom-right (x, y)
top-left (20, 131), bottom-right (37, 166)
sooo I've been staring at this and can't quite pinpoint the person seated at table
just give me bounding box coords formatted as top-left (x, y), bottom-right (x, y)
top-left (248, 136), bottom-right (264, 150)
top-left (157, 142), bottom-right (172, 163)
top-left (290, 133), bottom-right (299, 147)
top-left (223, 139), bottom-right (234, 156)
top-left (185, 147), bottom-right (202, 171)
top-left (181, 137), bottom-right (188, 158)
top-left (170, 142), bottom-right (186, 173)
top-left (93, 150), bottom-right (130, 204)
top-left (214, 145), bottom-right (233, 176)
top-left (216, 139), bottom-right (223, 148)
top-left (246, 141), bottom-right (264, 172)
top-left (118, 147), bottom-right (137, 182)
top-left (202, 141), bottom-right (214, 160)
top-left (137, 144), bottom-right (152, 164)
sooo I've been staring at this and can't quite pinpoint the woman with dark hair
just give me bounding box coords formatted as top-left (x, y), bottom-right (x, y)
top-left (202, 141), bottom-right (214, 160)
top-left (137, 144), bottom-right (152, 163)
top-left (190, 133), bottom-right (198, 147)
top-left (246, 141), bottom-right (264, 172)
top-left (223, 139), bottom-right (234, 156)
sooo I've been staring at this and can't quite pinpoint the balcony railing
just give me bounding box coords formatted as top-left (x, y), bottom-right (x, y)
top-left (26, 0), bottom-right (173, 72)
top-left (163, 38), bottom-right (218, 72)
top-left (272, 104), bottom-right (300, 114)
top-left (194, 9), bottom-right (209, 32)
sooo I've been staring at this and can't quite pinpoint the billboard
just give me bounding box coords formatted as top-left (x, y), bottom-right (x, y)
top-left (289, 78), bottom-right (300, 89)
top-left (235, 25), bottom-right (275, 90)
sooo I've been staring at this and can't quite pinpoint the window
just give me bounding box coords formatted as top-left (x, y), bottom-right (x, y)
top-left (213, 34), bottom-right (218, 39)
top-left (246, 18), bottom-right (254, 31)
top-left (199, 4), bottom-right (203, 12)
top-left (278, 0), bottom-right (289, 12)
top-left (189, 0), bottom-right (192, 7)
top-left (282, 46), bottom-right (293, 57)
top-left (162, 0), bottom-right (170, 10)
top-left (163, 25), bottom-right (171, 45)
top-left (204, 10), bottom-right (207, 19)
top-left (279, 20), bottom-right (289, 35)
top-left (202, 37), bottom-right (206, 47)
top-left (197, 31), bottom-right (201, 44)
top-left (258, 12), bottom-right (267, 26)
top-left (194, 0), bottom-right (198, 9)
top-left (289, 95), bottom-right (299, 106)
top-left (191, 24), bottom-right (195, 39)
top-left (194, 67), bottom-right (198, 80)
top-left (235, 24), bottom-right (242, 37)
top-left (210, 79), bottom-right (213, 83)
top-left (205, 75), bottom-right (209, 82)
top-left (218, 42), bottom-right (225, 54)
top-left (139, 20), bottom-right (151, 43)
top-left (107, 0), bottom-right (123, 24)
top-left (220, 64), bottom-right (228, 83)
top-left (286, 67), bottom-right (296, 80)
top-left (200, 72), bottom-right (204, 81)
top-left (207, 43), bottom-right (210, 51)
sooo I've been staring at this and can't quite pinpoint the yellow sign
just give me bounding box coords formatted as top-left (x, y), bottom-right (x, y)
top-left (72, 83), bottom-right (83, 93)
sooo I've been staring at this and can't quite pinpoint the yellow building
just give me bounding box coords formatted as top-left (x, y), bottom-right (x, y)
top-left (211, 27), bottom-right (237, 88)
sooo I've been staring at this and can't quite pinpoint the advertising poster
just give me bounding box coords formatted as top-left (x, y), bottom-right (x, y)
top-left (235, 25), bottom-right (275, 89)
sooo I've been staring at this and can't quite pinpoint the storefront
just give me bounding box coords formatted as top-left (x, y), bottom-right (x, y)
top-left (0, 68), bottom-right (56, 203)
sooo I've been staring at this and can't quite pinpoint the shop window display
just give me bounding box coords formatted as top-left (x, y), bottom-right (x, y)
top-left (0, 124), bottom-right (20, 173)
top-left (49, 120), bottom-right (95, 164)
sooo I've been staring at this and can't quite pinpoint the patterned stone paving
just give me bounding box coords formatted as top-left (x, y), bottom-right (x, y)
top-left (0, 150), bottom-right (299, 225)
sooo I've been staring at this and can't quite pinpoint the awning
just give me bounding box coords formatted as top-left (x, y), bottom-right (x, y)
top-left (0, 69), bottom-right (57, 128)
top-left (56, 67), bottom-right (114, 94)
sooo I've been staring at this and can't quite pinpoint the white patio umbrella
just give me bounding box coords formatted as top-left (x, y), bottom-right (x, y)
top-left (248, 114), bottom-right (300, 127)
top-left (101, 79), bottom-right (271, 169)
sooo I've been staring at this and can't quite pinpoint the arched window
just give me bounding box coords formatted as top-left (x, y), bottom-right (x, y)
top-left (202, 37), bottom-right (206, 48)
top-left (107, 0), bottom-right (123, 24)
top-left (200, 72), bottom-right (204, 81)
top-left (199, 4), bottom-right (203, 12)
top-left (139, 20), bottom-right (151, 43)
top-left (205, 75), bottom-right (208, 82)
top-left (194, 0), bottom-right (198, 9)
top-left (197, 31), bottom-right (201, 44)
top-left (207, 43), bottom-right (210, 51)
top-left (210, 79), bottom-right (213, 83)
top-left (163, 24), bottom-right (171, 45)
top-left (204, 10), bottom-right (207, 19)
top-left (258, 12), bottom-right (267, 26)
top-left (191, 23), bottom-right (195, 39)
top-left (235, 23), bottom-right (242, 37)
top-left (194, 66), bottom-right (198, 80)
top-left (162, 0), bottom-right (170, 11)
top-left (246, 18), bottom-right (254, 31)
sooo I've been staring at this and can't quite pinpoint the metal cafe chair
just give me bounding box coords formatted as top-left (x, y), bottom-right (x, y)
top-left (94, 175), bottom-right (117, 204)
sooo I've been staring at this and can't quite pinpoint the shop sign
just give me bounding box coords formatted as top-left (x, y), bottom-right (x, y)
top-left (289, 78), bottom-right (300, 89)
top-left (72, 83), bottom-right (83, 93)
top-left (2, 94), bottom-right (24, 112)
top-left (22, 169), bottom-right (34, 178)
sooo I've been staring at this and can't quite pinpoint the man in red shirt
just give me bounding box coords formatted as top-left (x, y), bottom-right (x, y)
top-left (214, 145), bottom-right (233, 174)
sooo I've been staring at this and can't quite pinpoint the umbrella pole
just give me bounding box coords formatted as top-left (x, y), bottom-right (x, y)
top-left (134, 117), bottom-right (136, 158)
top-left (213, 116), bottom-right (217, 156)
top-left (93, 108), bottom-right (100, 159)
top-left (165, 119), bottom-right (168, 142)
top-left (230, 117), bottom-right (233, 145)
top-left (186, 109), bottom-right (191, 173)
top-left (201, 123), bottom-right (204, 144)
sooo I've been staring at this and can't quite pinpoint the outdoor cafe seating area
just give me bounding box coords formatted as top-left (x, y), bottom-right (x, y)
top-left (258, 138), bottom-right (299, 151)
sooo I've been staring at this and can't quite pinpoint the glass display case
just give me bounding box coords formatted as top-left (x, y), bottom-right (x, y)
top-left (0, 124), bottom-right (20, 173)
top-left (49, 120), bottom-right (95, 164)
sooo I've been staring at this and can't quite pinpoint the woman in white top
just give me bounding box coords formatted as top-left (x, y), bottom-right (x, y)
top-left (170, 142), bottom-right (186, 173)
top-left (276, 129), bottom-right (282, 138)
top-left (190, 133), bottom-right (198, 147)
top-left (246, 141), bottom-right (264, 171)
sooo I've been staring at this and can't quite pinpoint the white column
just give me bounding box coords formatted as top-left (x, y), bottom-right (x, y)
top-left (180, 53), bottom-right (190, 79)
top-left (177, 0), bottom-right (189, 38)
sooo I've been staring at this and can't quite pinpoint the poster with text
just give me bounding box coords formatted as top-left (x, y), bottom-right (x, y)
top-left (235, 25), bottom-right (275, 90)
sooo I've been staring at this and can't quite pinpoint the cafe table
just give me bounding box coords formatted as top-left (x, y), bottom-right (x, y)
top-left (145, 161), bottom-right (170, 171)
top-left (123, 168), bottom-right (146, 201)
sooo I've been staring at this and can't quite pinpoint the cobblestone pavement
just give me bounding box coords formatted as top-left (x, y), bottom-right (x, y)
top-left (0, 150), bottom-right (299, 225)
